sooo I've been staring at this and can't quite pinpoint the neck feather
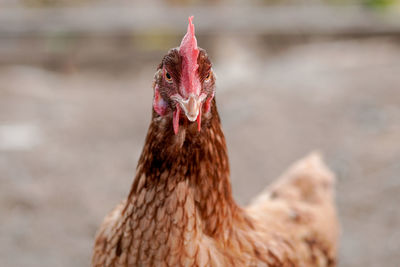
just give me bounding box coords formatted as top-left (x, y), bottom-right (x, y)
top-left (128, 102), bottom-right (241, 238)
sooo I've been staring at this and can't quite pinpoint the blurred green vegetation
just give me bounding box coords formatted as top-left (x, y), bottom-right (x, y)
top-left (363, 0), bottom-right (397, 9)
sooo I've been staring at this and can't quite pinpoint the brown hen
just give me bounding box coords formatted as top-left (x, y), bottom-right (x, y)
top-left (92, 17), bottom-right (339, 267)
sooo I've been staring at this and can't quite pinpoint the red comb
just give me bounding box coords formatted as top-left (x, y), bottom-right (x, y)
top-left (179, 16), bottom-right (200, 97)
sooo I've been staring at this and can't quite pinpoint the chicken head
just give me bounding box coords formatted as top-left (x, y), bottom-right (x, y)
top-left (153, 16), bottom-right (215, 134)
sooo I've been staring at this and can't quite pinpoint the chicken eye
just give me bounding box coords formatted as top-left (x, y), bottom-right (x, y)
top-left (205, 71), bottom-right (211, 82)
top-left (165, 72), bottom-right (173, 83)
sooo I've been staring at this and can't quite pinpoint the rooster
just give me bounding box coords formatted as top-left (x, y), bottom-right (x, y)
top-left (92, 17), bottom-right (339, 267)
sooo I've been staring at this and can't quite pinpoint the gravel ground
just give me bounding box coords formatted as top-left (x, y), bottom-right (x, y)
top-left (0, 37), bottom-right (399, 267)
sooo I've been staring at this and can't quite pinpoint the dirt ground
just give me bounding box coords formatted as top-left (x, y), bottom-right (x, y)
top-left (0, 37), bottom-right (399, 267)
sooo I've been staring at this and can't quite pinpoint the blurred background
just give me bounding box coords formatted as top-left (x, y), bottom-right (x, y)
top-left (0, 0), bottom-right (400, 266)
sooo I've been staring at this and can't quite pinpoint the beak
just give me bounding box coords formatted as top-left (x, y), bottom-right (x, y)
top-left (171, 93), bottom-right (207, 134)
top-left (171, 93), bottom-right (206, 122)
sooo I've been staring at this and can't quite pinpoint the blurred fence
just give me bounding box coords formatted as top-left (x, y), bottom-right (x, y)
top-left (1, 5), bottom-right (400, 36)
top-left (0, 4), bottom-right (399, 67)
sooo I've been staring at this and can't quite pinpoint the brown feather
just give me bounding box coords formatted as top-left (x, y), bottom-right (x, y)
top-left (92, 48), bottom-right (338, 267)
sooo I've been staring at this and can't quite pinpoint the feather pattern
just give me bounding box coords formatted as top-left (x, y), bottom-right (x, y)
top-left (92, 17), bottom-right (338, 267)
top-left (92, 101), bottom-right (338, 266)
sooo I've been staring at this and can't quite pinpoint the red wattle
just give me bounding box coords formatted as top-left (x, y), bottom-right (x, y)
top-left (204, 94), bottom-right (213, 114)
top-left (197, 104), bottom-right (202, 132)
top-left (173, 105), bottom-right (181, 135)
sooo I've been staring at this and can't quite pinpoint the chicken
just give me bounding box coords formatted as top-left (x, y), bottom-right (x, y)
top-left (92, 16), bottom-right (339, 267)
